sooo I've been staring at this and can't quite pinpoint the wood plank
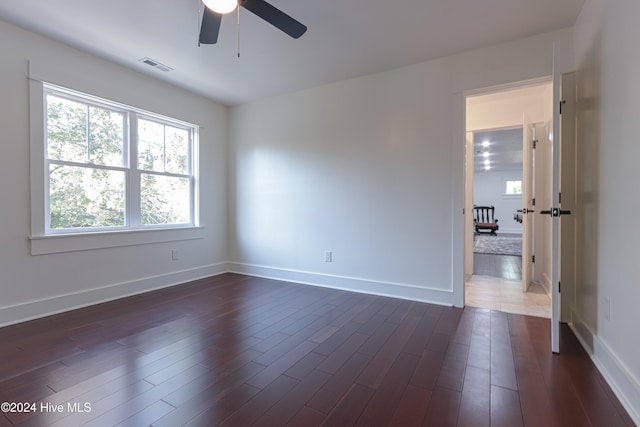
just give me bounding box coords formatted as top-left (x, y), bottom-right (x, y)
top-left (457, 365), bottom-right (490, 427)
top-left (389, 385), bottom-right (431, 427)
top-left (161, 361), bottom-right (264, 408)
top-left (307, 352), bottom-right (371, 414)
top-left (286, 406), bottom-right (326, 427)
top-left (435, 342), bottom-right (469, 392)
top-left (115, 400), bottom-right (175, 427)
top-left (320, 383), bottom-right (374, 426)
top-left (490, 385), bottom-right (524, 427)
top-left (284, 351), bottom-right (327, 380)
top-left (253, 370), bottom-right (331, 427)
top-left (247, 340), bottom-right (317, 389)
top-left (316, 332), bottom-right (368, 374)
top-left (355, 352), bottom-right (420, 426)
top-left (410, 349), bottom-right (445, 390)
top-left (490, 311), bottom-right (518, 391)
top-left (422, 386), bottom-right (461, 427)
top-left (151, 383), bottom-right (260, 427)
top-left (218, 375), bottom-right (299, 427)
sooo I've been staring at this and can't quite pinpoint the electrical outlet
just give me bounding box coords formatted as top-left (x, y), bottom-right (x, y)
top-left (171, 249), bottom-right (179, 261)
top-left (324, 251), bottom-right (332, 263)
top-left (603, 297), bottom-right (610, 321)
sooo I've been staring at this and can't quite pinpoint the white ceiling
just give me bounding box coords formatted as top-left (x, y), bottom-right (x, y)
top-left (0, 0), bottom-right (584, 106)
top-left (473, 128), bottom-right (523, 173)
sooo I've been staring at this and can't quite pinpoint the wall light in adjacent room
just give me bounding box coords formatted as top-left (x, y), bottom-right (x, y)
top-left (203, 0), bottom-right (238, 14)
top-left (482, 140), bottom-right (490, 147)
top-left (483, 151), bottom-right (490, 158)
top-left (485, 165), bottom-right (491, 170)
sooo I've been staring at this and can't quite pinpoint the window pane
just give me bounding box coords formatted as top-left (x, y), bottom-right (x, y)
top-left (46, 95), bottom-right (87, 163)
top-left (165, 126), bottom-right (190, 174)
top-left (89, 106), bottom-right (124, 167)
top-left (506, 180), bottom-right (522, 195)
top-left (140, 174), bottom-right (190, 225)
top-left (49, 164), bottom-right (125, 229)
top-left (43, 85), bottom-right (197, 235)
top-left (138, 119), bottom-right (165, 172)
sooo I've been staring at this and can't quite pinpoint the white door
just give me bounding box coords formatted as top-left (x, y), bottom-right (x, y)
top-left (560, 73), bottom-right (576, 323)
top-left (548, 41), bottom-right (563, 353)
top-left (464, 132), bottom-right (475, 278)
top-left (521, 116), bottom-right (533, 292)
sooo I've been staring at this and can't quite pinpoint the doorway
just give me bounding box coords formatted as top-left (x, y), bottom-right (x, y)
top-left (464, 80), bottom-right (552, 318)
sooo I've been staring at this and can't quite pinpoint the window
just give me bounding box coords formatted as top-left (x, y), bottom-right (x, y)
top-left (505, 180), bottom-right (522, 195)
top-left (43, 84), bottom-right (198, 234)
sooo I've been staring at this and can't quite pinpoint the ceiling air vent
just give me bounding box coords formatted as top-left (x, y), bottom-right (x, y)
top-left (139, 57), bottom-right (173, 72)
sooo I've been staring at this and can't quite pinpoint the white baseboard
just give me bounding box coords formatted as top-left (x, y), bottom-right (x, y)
top-left (0, 263), bottom-right (229, 328)
top-left (570, 307), bottom-right (595, 354)
top-left (228, 262), bottom-right (454, 306)
top-left (570, 310), bottom-right (640, 426)
top-left (0, 262), bottom-right (454, 328)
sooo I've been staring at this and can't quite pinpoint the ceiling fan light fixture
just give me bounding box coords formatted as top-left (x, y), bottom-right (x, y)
top-left (203, 0), bottom-right (238, 15)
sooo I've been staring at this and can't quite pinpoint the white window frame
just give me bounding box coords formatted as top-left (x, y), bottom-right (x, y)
top-left (29, 81), bottom-right (203, 255)
top-left (503, 178), bottom-right (523, 197)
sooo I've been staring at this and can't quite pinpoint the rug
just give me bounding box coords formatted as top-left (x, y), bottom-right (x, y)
top-left (473, 235), bottom-right (522, 256)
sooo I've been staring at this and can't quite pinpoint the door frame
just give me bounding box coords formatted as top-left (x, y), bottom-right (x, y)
top-left (462, 76), bottom-right (552, 305)
top-left (460, 73), bottom-right (576, 330)
top-left (464, 125), bottom-right (527, 282)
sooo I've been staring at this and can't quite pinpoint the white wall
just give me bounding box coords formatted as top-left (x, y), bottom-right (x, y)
top-left (466, 83), bottom-right (550, 132)
top-left (229, 28), bottom-right (574, 306)
top-left (229, 58), bottom-right (455, 302)
top-left (473, 170), bottom-right (523, 234)
top-left (573, 0), bottom-right (640, 422)
top-left (0, 20), bottom-right (229, 326)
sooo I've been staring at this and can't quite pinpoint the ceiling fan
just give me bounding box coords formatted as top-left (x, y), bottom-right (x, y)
top-left (199, 0), bottom-right (307, 45)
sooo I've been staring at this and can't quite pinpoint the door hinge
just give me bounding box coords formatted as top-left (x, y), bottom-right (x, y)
top-left (532, 198), bottom-right (536, 206)
top-left (560, 100), bottom-right (566, 115)
top-left (532, 255), bottom-right (535, 263)
top-left (559, 281), bottom-right (561, 293)
top-left (533, 139), bottom-right (538, 149)
top-left (559, 192), bottom-right (562, 204)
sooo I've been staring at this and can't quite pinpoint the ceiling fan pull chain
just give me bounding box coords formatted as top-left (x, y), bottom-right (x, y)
top-left (237, 3), bottom-right (241, 57)
top-left (197, 1), bottom-right (202, 47)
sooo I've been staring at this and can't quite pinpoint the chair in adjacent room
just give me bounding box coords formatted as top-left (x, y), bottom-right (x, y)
top-left (474, 205), bottom-right (499, 235)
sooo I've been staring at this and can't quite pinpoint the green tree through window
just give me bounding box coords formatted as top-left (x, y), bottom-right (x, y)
top-left (44, 85), bottom-right (196, 232)
top-left (505, 180), bottom-right (522, 195)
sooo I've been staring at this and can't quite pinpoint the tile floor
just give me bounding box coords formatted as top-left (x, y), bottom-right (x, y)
top-left (465, 274), bottom-right (551, 318)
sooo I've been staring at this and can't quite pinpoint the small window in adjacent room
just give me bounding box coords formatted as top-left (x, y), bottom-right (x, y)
top-left (43, 83), bottom-right (198, 234)
top-left (505, 179), bottom-right (522, 195)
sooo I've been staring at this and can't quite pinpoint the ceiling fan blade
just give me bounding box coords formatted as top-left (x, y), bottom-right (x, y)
top-left (199, 6), bottom-right (223, 44)
top-left (240, 0), bottom-right (307, 39)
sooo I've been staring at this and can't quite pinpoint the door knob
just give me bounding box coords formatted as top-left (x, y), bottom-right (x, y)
top-left (540, 208), bottom-right (572, 217)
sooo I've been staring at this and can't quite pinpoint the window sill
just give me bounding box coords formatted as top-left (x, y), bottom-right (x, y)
top-left (30, 226), bottom-right (205, 255)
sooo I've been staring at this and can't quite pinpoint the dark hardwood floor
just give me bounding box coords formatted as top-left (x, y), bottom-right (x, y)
top-left (473, 253), bottom-right (522, 281)
top-left (0, 273), bottom-right (634, 426)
